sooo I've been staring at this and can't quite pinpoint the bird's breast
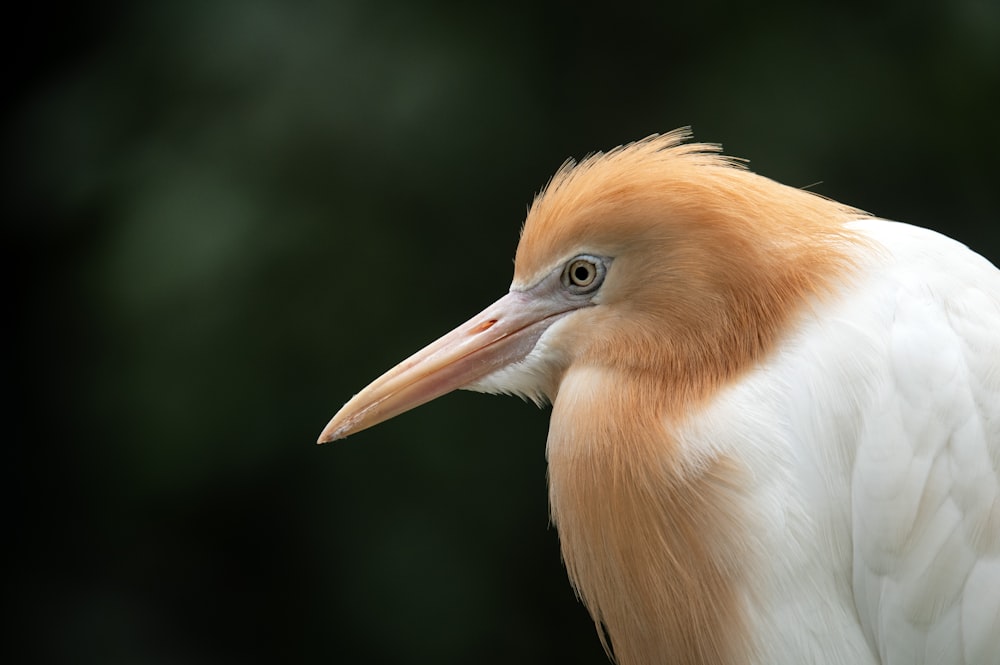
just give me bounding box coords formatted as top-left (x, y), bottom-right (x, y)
top-left (547, 366), bottom-right (759, 665)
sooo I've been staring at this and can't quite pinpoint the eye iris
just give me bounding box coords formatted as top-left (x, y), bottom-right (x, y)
top-left (571, 261), bottom-right (595, 286)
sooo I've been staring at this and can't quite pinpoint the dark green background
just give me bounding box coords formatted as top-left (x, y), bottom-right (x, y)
top-left (8, 1), bottom-right (999, 663)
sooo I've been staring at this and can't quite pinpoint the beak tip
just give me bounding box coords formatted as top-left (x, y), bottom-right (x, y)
top-left (317, 412), bottom-right (358, 444)
top-left (316, 421), bottom-right (341, 445)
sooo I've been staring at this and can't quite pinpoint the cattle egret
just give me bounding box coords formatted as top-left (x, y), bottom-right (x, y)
top-left (318, 129), bottom-right (1000, 665)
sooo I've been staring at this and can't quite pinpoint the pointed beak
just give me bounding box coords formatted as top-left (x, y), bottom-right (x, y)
top-left (318, 290), bottom-right (571, 443)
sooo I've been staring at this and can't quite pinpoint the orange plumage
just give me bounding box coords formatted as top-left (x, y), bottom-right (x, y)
top-left (320, 130), bottom-right (1000, 665)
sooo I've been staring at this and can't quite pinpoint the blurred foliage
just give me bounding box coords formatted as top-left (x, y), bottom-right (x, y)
top-left (6, 0), bottom-right (999, 663)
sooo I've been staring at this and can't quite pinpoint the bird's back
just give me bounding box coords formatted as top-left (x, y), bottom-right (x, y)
top-left (705, 218), bottom-right (1000, 664)
top-left (846, 220), bottom-right (1000, 664)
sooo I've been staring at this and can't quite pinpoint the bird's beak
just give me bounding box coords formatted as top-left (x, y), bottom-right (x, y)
top-left (318, 289), bottom-right (570, 443)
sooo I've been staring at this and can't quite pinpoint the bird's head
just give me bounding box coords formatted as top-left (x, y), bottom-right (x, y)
top-left (319, 129), bottom-right (859, 443)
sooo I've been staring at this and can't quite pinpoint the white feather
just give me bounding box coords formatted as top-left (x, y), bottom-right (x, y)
top-left (463, 314), bottom-right (575, 406)
top-left (675, 220), bottom-right (1000, 664)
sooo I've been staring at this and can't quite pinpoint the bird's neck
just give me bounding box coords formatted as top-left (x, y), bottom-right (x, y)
top-left (547, 366), bottom-right (756, 665)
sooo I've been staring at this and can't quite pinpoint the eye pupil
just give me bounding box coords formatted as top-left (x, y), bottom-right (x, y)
top-left (574, 265), bottom-right (591, 282)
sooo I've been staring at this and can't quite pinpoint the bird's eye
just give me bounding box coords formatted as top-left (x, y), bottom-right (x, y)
top-left (562, 256), bottom-right (605, 293)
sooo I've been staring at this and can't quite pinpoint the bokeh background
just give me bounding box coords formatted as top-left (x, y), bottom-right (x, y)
top-left (8, 1), bottom-right (999, 663)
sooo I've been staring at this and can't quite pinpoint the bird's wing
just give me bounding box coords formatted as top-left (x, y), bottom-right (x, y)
top-left (848, 220), bottom-right (1000, 665)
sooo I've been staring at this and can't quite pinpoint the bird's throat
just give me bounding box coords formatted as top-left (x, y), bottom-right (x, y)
top-left (547, 368), bottom-right (755, 665)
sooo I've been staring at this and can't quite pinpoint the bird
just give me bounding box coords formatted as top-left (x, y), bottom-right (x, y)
top-left (317, 129), bottom-right (1000, 665)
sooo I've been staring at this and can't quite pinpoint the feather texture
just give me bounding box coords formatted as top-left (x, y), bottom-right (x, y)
top-left (506, 134), bottom-right (999, 663)
top-left (323, 130), bottom-right (1000, 665)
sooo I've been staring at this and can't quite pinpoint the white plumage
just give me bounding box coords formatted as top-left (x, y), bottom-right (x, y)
top-left (669, 219), bottom-right (1000, 663)
top-left (319, 132), bottom-right (1000, 664)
